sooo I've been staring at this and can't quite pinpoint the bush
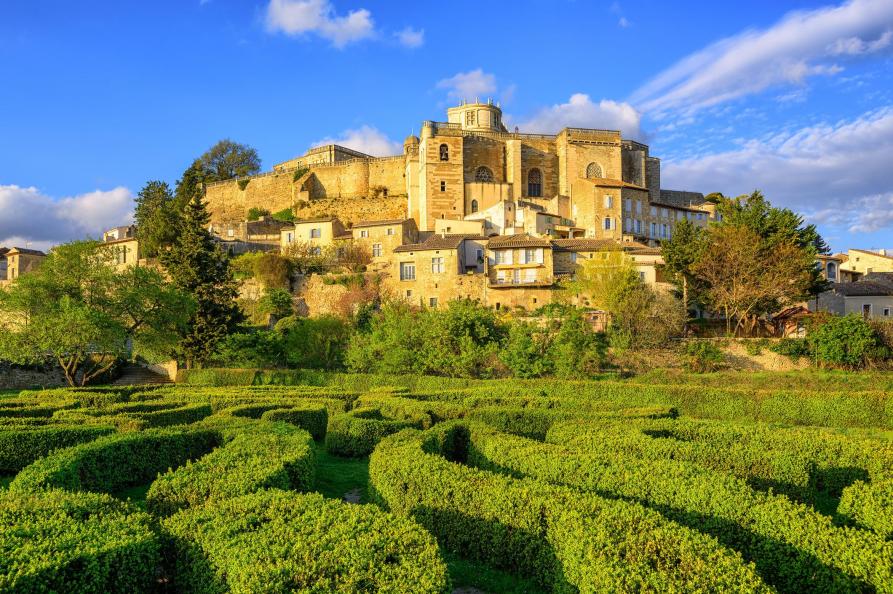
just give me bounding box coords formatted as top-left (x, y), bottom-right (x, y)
top-left (246, 206), bottom-right (268, 220)
top-left (326, 407), bottom-right (420, 457)
top-left (146, 420), bottom-right (315, 516)
top-left (684, 341), bottom-right (725, 372)
top-left (0, 426), bottom-right (115, 473)
top-left (10, 428), bottom-right (219, 493)
top-left (839, 478), bottom-right (893, 540)
top-left (277, 315), bottom-right (352, 370)
top-left (770, 337), bottom-right (811, 359)
top-left (162, 489), bottom-right (448, 593)
top-left (808, 314), bottom-right (888, 369)
top-left (271, 207), bottom-right (295, 222)
top-left (260, 405), bottom-right (328, 440)
top-left (473, 421), bottom-right (892, 592)
top-left (369, 424), bottom-right (770, 592)
top-left (0, 490), bottom-right (160, 593)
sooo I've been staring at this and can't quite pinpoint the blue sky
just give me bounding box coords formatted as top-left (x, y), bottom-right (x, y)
top-left (1, 0), bottom-right (892, 252)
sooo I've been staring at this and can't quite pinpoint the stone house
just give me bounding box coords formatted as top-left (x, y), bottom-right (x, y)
top-left (0, 247), bottom-right (46, 283)
top-left (279, 217), bottom-right (347, 254)
top-left (213, 216), bottom-right (292, 255)
top-left (103, 236), bottom-right (141, 270)
top-left (841, 249), bottom-right (893, 277)
top-left (811, 272), bottom-right (893, 319)
top-left (388, 234), bottom-right (487, 307)
top-left (350, 219), bottom-right (418, 269)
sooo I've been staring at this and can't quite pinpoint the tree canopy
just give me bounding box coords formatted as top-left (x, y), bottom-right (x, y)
top-left (0, 241), bottom-right (191, 386)
top-left (134, 180), bottom-right (179, 257)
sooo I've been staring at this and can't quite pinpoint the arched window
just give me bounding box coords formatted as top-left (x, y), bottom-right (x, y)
top-left (439, 144), bottom-right (449, 161)
top-left (586, 162), bottom-right (603, 179)
top-left (827, 262), bottom-right (837, 281)
top-left (475, 166), bottom-right (493, 182)
top-left (528, 168), bottom-right (542, 197)
top-left (471, 199), bottom-right (479, 213)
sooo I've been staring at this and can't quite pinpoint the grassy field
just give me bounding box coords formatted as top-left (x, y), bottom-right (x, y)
top-left (1, 374), bottom-right (891, 592)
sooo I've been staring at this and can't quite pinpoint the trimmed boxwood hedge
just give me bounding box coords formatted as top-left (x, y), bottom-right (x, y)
top-left (260, 405), bottom-right (328, 440)
top-left (840, 478), bottom-right (893, 540)
top-left (0, 489), bottom-right (160, 593)
top-left (467, 421), bottom-right (893, 593)
top-left (326, 407), bottom-right (421, 457)
top-left (369, 424), bottom-right (770, 592)
top-left (9, 428), bottom-right (219, 494)
top-left (162, 489), bottom-right (450, 593)
top-left (146, 421), bottom-right (315, 516)
top-left (0, 425), bottom-right (115, 473)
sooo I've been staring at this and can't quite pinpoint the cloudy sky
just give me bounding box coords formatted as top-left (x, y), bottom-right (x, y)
top-left (2, 0), bottom-right (892, 251)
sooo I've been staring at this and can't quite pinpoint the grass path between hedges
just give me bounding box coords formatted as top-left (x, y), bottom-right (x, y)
top-left (311, 443), bottom-right (545, 594)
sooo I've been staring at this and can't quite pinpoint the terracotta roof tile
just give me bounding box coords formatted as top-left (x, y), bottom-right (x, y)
top-left (351, 218), bottom-right (409, 228)
top-left (487, 233), bottom-right (552, 249)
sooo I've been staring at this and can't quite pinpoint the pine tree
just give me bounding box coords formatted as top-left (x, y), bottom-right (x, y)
top-left (162, 191), bottom-right (243, 368)
top-left (134, 180), bottom-right (179, 257)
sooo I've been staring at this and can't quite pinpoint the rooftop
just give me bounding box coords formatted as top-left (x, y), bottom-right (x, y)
top-left (830, 273), bottom-right (893, 296)
top-left (579, 177), bottom-right (648, 191)
top-left (487, 233), bottom-right (553, 249)
top-left (351, 218), bottom-right (410, 229)
top-left (394, 233), bottom-right (483, 253)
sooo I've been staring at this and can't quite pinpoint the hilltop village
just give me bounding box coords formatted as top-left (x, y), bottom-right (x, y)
top-left (3, 100), bottom-right (893, 319)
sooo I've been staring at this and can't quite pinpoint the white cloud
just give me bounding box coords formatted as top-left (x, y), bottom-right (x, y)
top-left (661, 106), bottom-right (893, 232)
top-left (0, 185), bottom-right (134, 250)
top-left (265, 0), bottom-right (374, 48)
top-left (436, 69), bottom-right (497, 101)
top-left (618, 17), bottom-right (631, 28)
top-left (631, 0), bottom-right (893, 117)
top-left (395, 26), bottom-right (424, 48)
top-left (312, 125), bottom-right (401, 157)
top-left (514, 93), bottom-right (642, 139)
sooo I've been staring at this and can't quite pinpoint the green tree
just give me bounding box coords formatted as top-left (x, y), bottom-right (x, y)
top-left (808, 314), bottom-right (887, 369)
top-left (500, 321), bottom-right (554, 378)
top-left (174, 140), bottom-right (261, 212)
top-left (162, 194), bottom-right (243, 369)
top-left (134, 180), bottom-right (179, 257)
top-left (566, 248), bottom-right (640, 311)
top-left (247, 207), bottom-right (271, 221)
top-left (660, 218), bottom-right (705, 314)
top-left (0, 241), bottom-right (191, 385)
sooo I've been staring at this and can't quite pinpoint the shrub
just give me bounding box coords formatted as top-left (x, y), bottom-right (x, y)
top-left (839, 478), bottom-right (893, 540)
top-left (146, 421), bottom-right (315, 516)
top-left (246, 206), bottom-right (268, 220)
top-left (369, 424), bottom-right (770, 592)
top-left (325, 407), bottom-right (420, 457)
top-left (770, 337), bottom-right (811, 359)
top-left (0, 490), bottom-right (160, 593)
top-left (271, 207), bottom-right (295, 222)
top-left (260, 405), bottom-right (328, 440)
top-left (683, 341), bottom-right (725, 372)
top-left (0, 426), bottom-right (115, 473)
top-left (277, 315), bottom-right (352, 370)
top-left (162, 489), bottom-right (448, 593)
top-left (471, 421), bottom-right (893, 593)
top-left (10, 428), bottom-right (219, 493)
top-left (808, 314), bottom-right (888, 369)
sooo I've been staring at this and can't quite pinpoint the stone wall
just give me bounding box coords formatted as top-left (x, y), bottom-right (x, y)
top-left (519, 140), bottom-right (559, 199)
top-left (0, 363), bottom-right (66, 390)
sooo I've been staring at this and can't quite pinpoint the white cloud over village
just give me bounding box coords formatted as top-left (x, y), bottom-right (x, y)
top-left (631, 0), bottom-right (893, 117)
top-left (265, 0), bottom-right (375, 47)
top-left (436, 69), bottom-right (498, 102)
top-left (661, 106), bottom-right (893, 233)
top-left (0, 185), bottom-right (134, 252)
top-left (515, 94), bottom-right (642, 140)
top-left (311, 125), bottom-right (402, 157)
top-left (395, 27), bottom-right (424, 49)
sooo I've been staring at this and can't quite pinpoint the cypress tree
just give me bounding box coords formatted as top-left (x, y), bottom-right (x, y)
top-left (162, 191), bottom-right (243, 368)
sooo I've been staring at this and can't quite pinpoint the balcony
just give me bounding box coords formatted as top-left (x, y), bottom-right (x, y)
top-left (489, 276), bottom-right (554, 288)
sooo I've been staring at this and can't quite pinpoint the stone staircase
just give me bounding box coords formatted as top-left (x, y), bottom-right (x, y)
top-left (111, 364), bottom-right (173, 386)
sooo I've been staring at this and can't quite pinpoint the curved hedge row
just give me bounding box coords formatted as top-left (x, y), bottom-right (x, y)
top-left (146, 420), bottom-right (315, 516)
top-left (547, 419), bottom-right (815, 498)
top-left (369, 424), bottom-right (770, 592)
top-left (840, 478), bottom-right (893, 540)
top-left (467, 422), bottom-right (893, 593)
top-left (9, 428), bottom-right (219, 494)
top-left (162, 489), bottom-right (450, 593)
top-left (0, 425), bottom-right (115, 473)
top-left (0, 490), bottom-right (160, 593)
top-left (220, 402), bottom-right (329, 440)
top-left (326, 407), bottom-right (421, 457)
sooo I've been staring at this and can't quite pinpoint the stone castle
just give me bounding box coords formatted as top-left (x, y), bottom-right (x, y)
top-left (205, 99), bottom-right (716, 241)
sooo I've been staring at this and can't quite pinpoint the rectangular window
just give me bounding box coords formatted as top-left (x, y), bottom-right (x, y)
top-left (227, 229), bottom-right (234, 238)
top-left (862, 304), bottom-right (872, 319)
top-left (496, 270), bottom-right (506, 284)
top-left (386, 228), bottom-right (394, 236)
top-left (360, 230), bottom-right (369, 238)
top-left (570, 252), bottom-right (577, 263)
top-left (400, 262), bottom-right (416, 281)
top-left (636, 220), bottom-right (642, 234)
top-left (635, 201), bottom-right (641, 214)
top-left (431, 257), bottom-right (444, 273)
top-left (372, 243), bottom-right (382, 257)
top-left (884, 308), bottom-right (891, 317)
top-left (604, 195), bottom-right (613, 208)
top-left (625, 198), bottom-right (632, 211)
top-left (440, 181), bottom-right (446, 192)
top-left (429, 297), bottom-right (438, 307)
top-left (310, 228), bottom-right (321, 238)
top-left (525, 268), bottom-right (536, 283)
top-left (476, 249), bottom-right (483, 263)
top-left (650, 206), bottom-right (657, 217)
top-left (524, 248), bottom-right (536, 264)
top-left (662, 208), bottom-right (668, 219)
top-left (604, 217), bottom-right (612, 230)
top-left (286, 232), bottom-right (294, 244)
top-left (650, 222), bottom-right (656, 237)
top-left (639, 271), bottom-right (646, 282)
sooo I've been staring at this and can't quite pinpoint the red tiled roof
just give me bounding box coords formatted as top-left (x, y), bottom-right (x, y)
top-left (351, 218), bottom-right (409, 228)
top-left (487, 233), bottom-right (552, 249)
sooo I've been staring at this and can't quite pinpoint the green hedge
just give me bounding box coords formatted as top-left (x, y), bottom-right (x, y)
top-left (0, 489), bottom-right (160, 593)
top-left (326, 407), bottom-right (420, 457)
top-left (0, 425), bottom-right (115, 473)
top-left (369, 424), bottom-right (770, 592)
top-left (146, 421), bottom-right (315, 516)
top-left (840, 478), bottom-right (893, 540)
top-left (547, 418), bottom-right (816, 498)
top-left (162, 489), bottom-right (449, 593)
top-left (9, 428), bottom-right (219, 494)
top-left (467, 422), bottom-right (893, 593)
top-left (260, 405), bottom-right (328, 440)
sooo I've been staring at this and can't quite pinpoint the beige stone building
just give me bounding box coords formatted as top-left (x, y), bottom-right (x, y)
top-left (387, 234), bottom-right (487, 307)
top-left (279, 217), bottom-right (348, 254)
top-left (0, 247), bottom-right (46, 284)
top-left (812, 272), bottom-right (893, 319)
top-left (351, 219), bottom-right (418, 269)
top-left (204, 100), bottom-right (711, 244)
top-left (841, 249), bottom-right (893, 277)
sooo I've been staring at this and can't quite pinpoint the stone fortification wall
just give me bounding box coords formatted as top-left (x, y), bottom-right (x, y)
top-left (205, 157), bottom-right (407, 224)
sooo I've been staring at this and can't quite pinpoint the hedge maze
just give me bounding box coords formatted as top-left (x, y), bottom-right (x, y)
top-left (1, 378), bottom-right (892, 592)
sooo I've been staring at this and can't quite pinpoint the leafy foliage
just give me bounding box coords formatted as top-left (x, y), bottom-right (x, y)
top-left (683, 341), bottom-right (725, 373)
top-left (807, 314), bottom-right (888, 369)
top-left (246, 206), bottom-right (270, 221)
top-left (133, 180), bottom-right (179, 257)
